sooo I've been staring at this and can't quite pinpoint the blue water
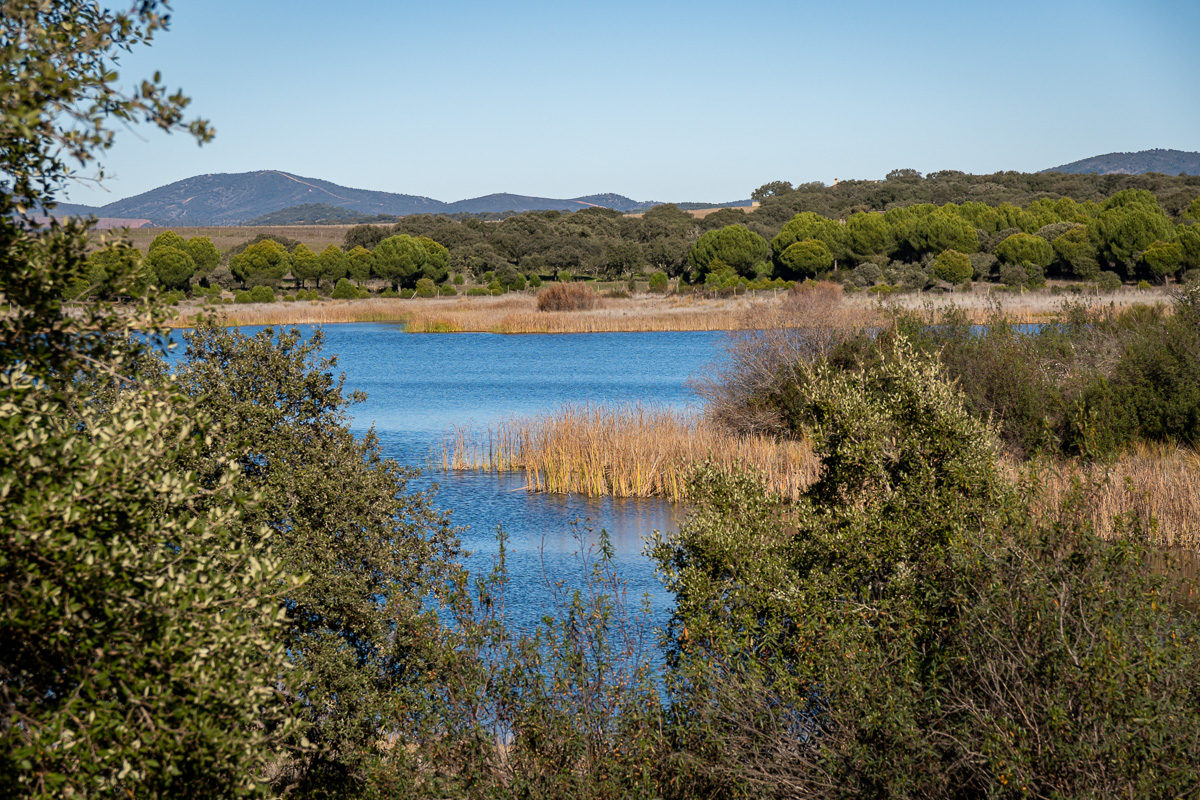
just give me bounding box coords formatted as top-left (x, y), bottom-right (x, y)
top-left (177, 324), bottom-right (729, 633)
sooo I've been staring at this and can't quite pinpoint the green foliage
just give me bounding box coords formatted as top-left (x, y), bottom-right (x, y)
top-left (528, 273), bottom-right (542, 287)
top-left (147, 229), bottom-right (188, 254)
top-left (652, 336), bottom-right (1200, 798)
top-left (1097, 270), bottom-right (1123, 292)
top-left (777, 238), bottom-right (833, 279)
top-left (1095, 204), bottom-right (1175, 276)
top-left (185, 236), bottom-right (221, 276)
top-left (648, 270), bottom-right (669, 292)
top-left (345, 244), bottom-right (375, 283)
top-left (995, 231), bottom-right (1055, 267)
top-left (687, 224), bottom-right (770, 281)
top-left (230, 238), bottom-right (289, 288)
top-left (331, 276), bottom-right (357, 299)
top-left (1143, 239), bottom-right (1183, 281)
top-left (931, 248), bottom-right (973, 284)
top-left (770, 211), bottom-right (844, 262)
top-left (289, 242), bottom-right (321, 288)
top-left (415, 277), bottom-right (437, 297)
top-left (1052, 225), bottom-right (1101, 278)
top-left (0, 2), bottom-right (298, 795)
top-left (316, 243), bottom-right (348, 289)
top-left (146, 245), bottom-right (196, 293)
top-left (234, 285), bottom-right (277, 304)
top-left (1, 365), bottom-right (298, 798)
top-left (374, 234), bottom-right (428, 289)
top-left (452, 272), bottom-right (465, 285)
top-left (416, 236), bottom-right (450, 283)
top-left (164, 323), bottom-right (463, 794)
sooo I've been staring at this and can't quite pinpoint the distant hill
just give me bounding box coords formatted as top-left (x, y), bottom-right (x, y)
top-left (1044, 148), bottom-right (1200, 176)
top-left (94, 170), bottom-right (445, 226)
top-left (442, 192), bottom-right (642, 215)
top-left (46, 171), bottom-right (661, 225)
top-left (245, 203), bottom-right (398, 226)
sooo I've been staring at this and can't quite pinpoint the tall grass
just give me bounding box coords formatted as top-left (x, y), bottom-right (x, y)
top-left (1026, 443), bottom-right (1200, 550)
top-left (439, 399), bottom-right (1199, 549)
top-left (437, 403), bottom-right (817, 501)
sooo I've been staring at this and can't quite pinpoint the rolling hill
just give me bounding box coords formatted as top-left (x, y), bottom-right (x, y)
top-left (48, 171), bottom-right (653, 226)
top-left (1044, 148), bottom-right (1200, 176)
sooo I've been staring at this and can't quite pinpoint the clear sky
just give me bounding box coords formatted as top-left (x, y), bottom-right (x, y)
top-left (62, 0), bottom-right (1200, 207)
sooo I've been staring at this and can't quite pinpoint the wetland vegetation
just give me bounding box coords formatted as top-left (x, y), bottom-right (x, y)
top-left (5, 3), bottom-right (1200, 798)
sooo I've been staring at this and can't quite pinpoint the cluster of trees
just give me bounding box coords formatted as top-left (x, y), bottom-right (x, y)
top-left (73, 179), bottom-right (1199, 304)
top-left (334, 178), bottom-right (1198, 292)
top-left (684, 191), bottom-right (1200, 290)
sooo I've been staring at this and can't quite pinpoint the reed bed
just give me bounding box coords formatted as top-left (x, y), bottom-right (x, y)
top-left (437, 403), bottom-right (818, 502)
top-left (175, 285), bottom-right (1167, 332)
top-left (1024, 443), bottom-right (1200, 551)
top-left (440, 399), bottom-right (1198, 551)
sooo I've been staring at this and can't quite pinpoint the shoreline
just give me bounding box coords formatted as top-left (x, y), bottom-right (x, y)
top-left (169, 286), bottom-right (1175, 332)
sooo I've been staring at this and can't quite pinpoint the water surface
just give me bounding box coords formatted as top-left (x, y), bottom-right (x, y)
top-left (230, 324), bottom-right (728, 631)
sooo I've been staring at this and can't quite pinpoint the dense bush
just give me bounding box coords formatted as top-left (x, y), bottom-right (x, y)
top-left (536, 281), bottom-right (599, 311)
top-left (652, 336), bottom-right (1200, 799)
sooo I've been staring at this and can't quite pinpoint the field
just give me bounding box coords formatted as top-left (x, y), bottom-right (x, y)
top-left (112, 224), bottom-right (361, 254)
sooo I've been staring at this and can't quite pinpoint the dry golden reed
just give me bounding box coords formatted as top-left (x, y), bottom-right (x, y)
top-left (1022, 443), bottom-right (1200, 551)
top-left (437, 403), bottom-right (817, 502)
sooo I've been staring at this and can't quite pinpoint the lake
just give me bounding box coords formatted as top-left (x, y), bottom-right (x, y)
top-left (219, 324), bottom-right (730, 632)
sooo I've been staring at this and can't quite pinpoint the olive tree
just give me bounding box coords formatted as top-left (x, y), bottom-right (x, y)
top-left (1, 2), bottom-right (298, 797)
top-left (163, 322), bottom-right (463, 793)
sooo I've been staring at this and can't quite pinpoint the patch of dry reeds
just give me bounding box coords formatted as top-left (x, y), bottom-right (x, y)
top-left (536, 282), bottom-right (599, 312)
top-left (1021, 443), bottom-right (1200, 551)
top-left (437, 403), bottom-right (817, 501)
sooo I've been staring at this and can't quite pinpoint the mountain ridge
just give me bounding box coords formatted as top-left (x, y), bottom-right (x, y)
top-left (1043, 148), bottom-right (1200, 176)
top-left (54, 170), bottom-right (653, 225)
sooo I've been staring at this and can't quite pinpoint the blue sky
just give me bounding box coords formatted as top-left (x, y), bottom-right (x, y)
top-left (63, 0), bottom-right (1200, 206)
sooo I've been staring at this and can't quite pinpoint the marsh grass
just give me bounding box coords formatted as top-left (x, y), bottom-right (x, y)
top-left (1025, 443), bottom-right (1200, 551)
top-left (439, 399), bottom-right (1198, 549)
top-left (437, 403), bottom-right (817, 501)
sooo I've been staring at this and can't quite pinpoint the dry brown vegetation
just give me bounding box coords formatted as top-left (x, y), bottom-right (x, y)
top-left (535, 282), bottom-right (599, 312)
top-left (437, 404), bottom-right (816, 502)
top-left (440, 403), bottom-right (1199, 549)
top-left (178, 279), bottom-right (1173, 333)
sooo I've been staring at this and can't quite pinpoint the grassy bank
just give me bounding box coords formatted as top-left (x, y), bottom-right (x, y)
top-left (172, 284), bottom-right (1172, 332)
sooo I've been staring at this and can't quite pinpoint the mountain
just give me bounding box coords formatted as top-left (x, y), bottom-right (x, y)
top-left (244, 203), bottom-right (400, 226)
top-left (52, 171), bottom-right (657, 225)
top-left (94, 170), bottom-right (445, 225)
top-left (441, 192), bottom-right (641, 214)
top-left (1044, 148), bottom-right (1200, 176)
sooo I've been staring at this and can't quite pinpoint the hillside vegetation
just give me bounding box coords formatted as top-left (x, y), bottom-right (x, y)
top-left (1045, 148), bottom-right (1200, 175)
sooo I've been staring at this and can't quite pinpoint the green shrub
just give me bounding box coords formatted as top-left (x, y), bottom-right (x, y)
top-left (331, 277), bottom-right (356, 299)
top-left (556, 269), bottom-right (572, 283)
top-left (400, 288), bottom-right (416, 299)
top-left (487, 280), bottom-right (504, 295)
top-left (438, 283), bottom-right (457, 296)
top-left (380, 288), bottom-right (400, 298)
top-left (415, 277), bottom-right (437, 297)
top-left (452, 273), bottom-right (464, 285)
top-left (511, 273), bottom-right (527, 291)
top-left (529, 273), bottom-right (543, 288)
top-left (250, 285), bottom-right (275, 303)
top-left (652, 337), bottom-right (1200, 798)
top-left (1137, 279), bottom-right (1152, 290)
top-left (1097, 270), bottom-right (1123, 292)
top-left (647, 271), bottom-right (669, 292)
top-left (466, 286), bottom-right (488, 296)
